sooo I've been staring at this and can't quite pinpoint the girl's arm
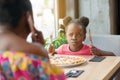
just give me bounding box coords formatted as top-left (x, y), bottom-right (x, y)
top-left (90, 45), bottom-right (115, 56)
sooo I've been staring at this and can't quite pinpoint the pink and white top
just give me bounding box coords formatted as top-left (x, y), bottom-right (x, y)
top-left (57, 44), bottom-right (93, 55)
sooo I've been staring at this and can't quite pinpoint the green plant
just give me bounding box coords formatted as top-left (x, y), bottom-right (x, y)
top-left (45, 28), bottom-right (67, 49)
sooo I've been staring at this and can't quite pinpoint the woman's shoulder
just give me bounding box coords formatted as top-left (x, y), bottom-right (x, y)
top-left (0, 33), bottom-right (23, 50)
top-left (0, 33), bottom-right (48, 57)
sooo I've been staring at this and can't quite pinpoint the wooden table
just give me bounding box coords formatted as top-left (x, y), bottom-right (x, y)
top-left (63, 56), bottom-right (120, 80)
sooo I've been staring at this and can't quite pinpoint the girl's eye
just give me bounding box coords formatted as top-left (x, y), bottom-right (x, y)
top-left (69, 33), bottom-right (73, 37)
top-left (77, 33), bottom-right (81, 37)
top-left (68, 33), bottom-right (83, 38)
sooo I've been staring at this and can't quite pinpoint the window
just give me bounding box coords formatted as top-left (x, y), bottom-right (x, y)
top-left (30, 0), bottom-right (57, 39)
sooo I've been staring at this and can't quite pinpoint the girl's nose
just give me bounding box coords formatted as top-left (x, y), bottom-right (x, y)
top-left (72, 35), bottom-right (77, 39)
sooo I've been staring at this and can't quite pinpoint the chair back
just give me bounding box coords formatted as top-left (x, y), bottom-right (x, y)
top-left (84, 35), bottom-right (120, 56)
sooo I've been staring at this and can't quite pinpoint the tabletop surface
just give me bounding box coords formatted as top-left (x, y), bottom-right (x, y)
top-left (63, 56), bottom-right (120, 80)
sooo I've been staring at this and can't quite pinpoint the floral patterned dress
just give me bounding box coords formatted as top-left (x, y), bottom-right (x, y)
top-left (0, 51), bottom-right (66, 80)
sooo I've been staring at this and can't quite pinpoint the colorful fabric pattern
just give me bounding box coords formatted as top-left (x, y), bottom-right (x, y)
top-left (0, 51), bottom-right (66, 80)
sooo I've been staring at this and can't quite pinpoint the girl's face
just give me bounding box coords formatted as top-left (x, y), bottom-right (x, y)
top-left (66, 23), bottom-right (85, 48)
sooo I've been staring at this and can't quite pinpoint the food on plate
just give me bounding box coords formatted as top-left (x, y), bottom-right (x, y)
top-left (50, 55), bottom-right (86, 67)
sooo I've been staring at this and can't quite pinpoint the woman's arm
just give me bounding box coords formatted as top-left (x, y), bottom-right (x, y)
top-left (9, 35), bottom-right (49, 58)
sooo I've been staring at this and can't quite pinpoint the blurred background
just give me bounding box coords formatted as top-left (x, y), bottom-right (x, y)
top-left (30, 0), bottom-right (120, 39)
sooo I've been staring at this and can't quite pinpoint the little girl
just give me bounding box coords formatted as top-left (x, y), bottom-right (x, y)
top-left (55, 16), bottom-right (114, 56)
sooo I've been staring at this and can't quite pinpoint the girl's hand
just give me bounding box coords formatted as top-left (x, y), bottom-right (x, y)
top-left (90, 45), bottom-right (101, 56)
top-left (48, 44), bottom-right (55, 55)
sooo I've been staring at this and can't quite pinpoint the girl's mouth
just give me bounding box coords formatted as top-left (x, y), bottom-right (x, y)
top-left (71, 41), bottom-right (77, 44)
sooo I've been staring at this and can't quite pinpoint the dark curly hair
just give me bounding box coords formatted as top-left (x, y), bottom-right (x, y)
top-left (64, 16), bottom-right (89, 34)
top-left (0, 0), bottom-right (32, 27)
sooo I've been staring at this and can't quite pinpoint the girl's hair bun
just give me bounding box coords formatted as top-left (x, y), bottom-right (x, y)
top-left (63, 16), bottom-right (72, 26)
top-left (79, 16), bottom-right (89, 27)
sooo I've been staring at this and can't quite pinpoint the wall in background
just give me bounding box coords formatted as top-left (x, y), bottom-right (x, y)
top-left (79, 0), bottom-right (111, 34)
